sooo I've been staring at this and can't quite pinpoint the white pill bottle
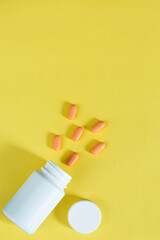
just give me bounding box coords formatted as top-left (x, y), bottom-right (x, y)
top-left (3, 160), bottom-right (72, 234)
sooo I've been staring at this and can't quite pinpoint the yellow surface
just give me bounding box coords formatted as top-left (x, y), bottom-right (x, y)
top-left (0, 1), bottom-right (160, 239)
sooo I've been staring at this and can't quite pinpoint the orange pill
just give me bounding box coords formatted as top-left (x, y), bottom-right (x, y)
top-left (91, 142), bottom-right (105, 154)
top-left (72, 127), bottom-right (83, 141)
top-left (68, 104), bottom-right (77, 120)
top-left (67, 152), bottom-right (79, 166)
top-left (53, 135), bottom-right (61, 151)
top-left (91, 121), bottom-right (105, 133)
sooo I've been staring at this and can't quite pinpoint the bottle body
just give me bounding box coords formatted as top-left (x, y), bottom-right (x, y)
top-left (3, 161), bottom-right (71, 234)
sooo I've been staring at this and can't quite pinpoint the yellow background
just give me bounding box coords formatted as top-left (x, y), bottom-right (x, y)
top-left (0, 1), bottom-right (160, 240)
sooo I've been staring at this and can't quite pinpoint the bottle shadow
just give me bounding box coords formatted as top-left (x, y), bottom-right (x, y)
top-left (54, 194), bottom-right (84, 229)
top-left (0, 144), bottom-right (45, 224)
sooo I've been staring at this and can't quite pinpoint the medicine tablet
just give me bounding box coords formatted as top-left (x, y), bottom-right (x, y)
top-left (68, 200), bottom-right (101, 234)
top-left (67, 152), bottom-right (79, 166)
top-left (53, 135), bottom-right (61, 151)
top-left (91, 142), bottom-right (105, 154)
top-left (91, 121), bottom-right (105, 133)
top-left (72, 127), bottom-right (83, 141)
top-left (68, 104), bottom-right (77, 120)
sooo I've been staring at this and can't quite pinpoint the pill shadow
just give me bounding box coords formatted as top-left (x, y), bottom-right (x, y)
top-left (54, 194), bottom-right (85, 229)
top-left (66, 124), bottom-right (78, 140)
top-left (60, 150), bottom-right (73, 165)
top-left (85, 139), bottom-right (100, 153)
top-left (61, 102), bottom-right (71, 119)
top-left (84, 118), bottom-right (99, 131)
top-left (0, 144), bottom-right (45, 224)
top-left (46, 132), bottom-right (55, 149)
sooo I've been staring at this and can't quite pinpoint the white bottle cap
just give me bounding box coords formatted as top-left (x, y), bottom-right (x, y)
top-left (67, 200), bottom-right (101, 234)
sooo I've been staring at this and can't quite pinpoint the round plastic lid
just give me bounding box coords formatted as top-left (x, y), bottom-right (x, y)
top-left (67, 200), bottom-right (101, 234)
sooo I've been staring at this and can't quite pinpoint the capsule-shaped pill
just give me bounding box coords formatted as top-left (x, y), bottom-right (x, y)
top-left (91, 142), bottom-right (105, 154)
top-left (53, 135), bottom-right (61, 151)
top-left (72, 127), bottom-right (83, 141)
top-left (67, 152), bottom-right (79, 166)
top-left (91, 121), bottom-right (105, 133)
top-left (68, 104), bottom-right (77, 120)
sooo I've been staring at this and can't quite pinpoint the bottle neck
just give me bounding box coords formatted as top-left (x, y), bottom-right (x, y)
top-left (41, 161), bottom-right (72, 190)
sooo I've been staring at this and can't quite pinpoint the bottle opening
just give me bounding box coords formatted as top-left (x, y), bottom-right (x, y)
top-left (41, 160), bottom-right (72, 189)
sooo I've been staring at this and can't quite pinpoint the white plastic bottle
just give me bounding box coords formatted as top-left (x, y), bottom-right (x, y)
top-left (3, 160), bottom-right (72, 234)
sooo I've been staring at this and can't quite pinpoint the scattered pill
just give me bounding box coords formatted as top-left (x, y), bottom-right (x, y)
top-left (91, 121), bottom-right (105, 133)
top-left (53, 135), bottom-right (61, 151)
top-left (91, 142), bottom-right (105, 154)
top-left (72, 127), bottom-right (83, 141)
top-left (68, 104), bottom-right (77, 120)
top-left (67, 152), bottom-right (79, 166)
